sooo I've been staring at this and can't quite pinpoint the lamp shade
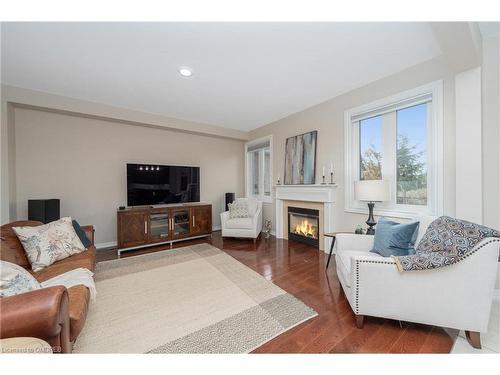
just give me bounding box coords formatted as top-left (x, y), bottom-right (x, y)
top-left (355, 180), bottom-right (390, 202)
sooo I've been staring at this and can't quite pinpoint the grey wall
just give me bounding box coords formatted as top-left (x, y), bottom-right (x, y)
top-left (11, 107), bottom-right (245, 246)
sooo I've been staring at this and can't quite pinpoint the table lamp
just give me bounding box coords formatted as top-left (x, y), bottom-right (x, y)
top-left (354, 180), bottom-right (390, 235)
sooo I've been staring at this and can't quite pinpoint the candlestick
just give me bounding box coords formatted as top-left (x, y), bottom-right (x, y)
top-left (330, 171), bottom-right (334, 184)
top-left (322, 166), bottom-right (325, 177)
top-left (277, 175), bottom-right (281, 185)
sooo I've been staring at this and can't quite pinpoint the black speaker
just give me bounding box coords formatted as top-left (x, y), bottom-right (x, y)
top-left (28, 199), bottom-right (60, 223)
top-left (225, 193), bottom-right (235, 211)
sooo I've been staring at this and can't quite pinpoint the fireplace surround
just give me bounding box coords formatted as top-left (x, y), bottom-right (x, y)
top-left (275, 184), bottom-right (337, 252)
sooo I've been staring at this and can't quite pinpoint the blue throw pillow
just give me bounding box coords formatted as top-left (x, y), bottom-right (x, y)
top-left (370, 218), bottom-right (419, 257)
top-left (72, 219), bottom-right (92, 248)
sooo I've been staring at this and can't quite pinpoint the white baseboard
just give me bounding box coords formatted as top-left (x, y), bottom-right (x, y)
top-left (95, 241), bottom-right (117, 250)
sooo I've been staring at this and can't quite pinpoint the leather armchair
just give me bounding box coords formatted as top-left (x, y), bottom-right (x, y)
top-left (0, 286), bottom-right (71, 353)
top-left (220, 198), bottom-right (263, 242)
top-left (335, 215), bottom-right (500, 349)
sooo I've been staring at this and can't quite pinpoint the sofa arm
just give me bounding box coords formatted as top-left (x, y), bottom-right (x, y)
top-left (335, 233), bottom-right (374, 253)
top-left (220, 211), bottom-right (230, 229)
top-left (252, 205), bottom-right (263, 230)
top-left (81, 225), bottom-right (95, 245)
top-left (0, 286), bottom-right (71, 353)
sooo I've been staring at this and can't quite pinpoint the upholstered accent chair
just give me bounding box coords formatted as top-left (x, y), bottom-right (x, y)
top-left (335, 215), bottom-right (500, 349)
top-left (220, 198), bottom-right (263, 243)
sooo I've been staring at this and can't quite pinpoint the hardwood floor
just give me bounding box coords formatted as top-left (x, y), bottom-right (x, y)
top-left (96, 232), bottom-right (458, 353)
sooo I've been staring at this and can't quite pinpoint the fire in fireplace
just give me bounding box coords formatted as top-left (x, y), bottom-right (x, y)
top-left (288, 206), bottom-right (320, 248)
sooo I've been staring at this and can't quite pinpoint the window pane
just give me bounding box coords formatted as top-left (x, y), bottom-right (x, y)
top-left (359, 116), bottom-right (383, 180)
top-left (264, 149), bottom-right (271, 196)
top-left (396, 103), bottom-right (427, 206)
top-left (250, 150), bottom-right (261, 196)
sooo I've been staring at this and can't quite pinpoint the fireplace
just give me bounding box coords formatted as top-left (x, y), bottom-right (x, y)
top-left (288, 206), bottom-right (320, 248)
top-left (275, 185), bottom-right (336, 251)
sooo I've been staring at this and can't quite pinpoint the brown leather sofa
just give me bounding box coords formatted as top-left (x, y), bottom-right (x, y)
top-left (0, 220), bottom-right (96, 353)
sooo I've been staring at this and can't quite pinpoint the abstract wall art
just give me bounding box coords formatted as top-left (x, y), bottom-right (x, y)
top-left (284, 130), bottom-right (317, 185)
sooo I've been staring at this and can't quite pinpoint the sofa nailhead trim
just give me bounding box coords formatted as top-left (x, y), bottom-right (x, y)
top-left (354, 259), bottom-right (395, 314)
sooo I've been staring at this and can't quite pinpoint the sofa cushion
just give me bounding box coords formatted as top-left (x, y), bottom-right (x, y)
top-left (13, 217), bottom-right (87, 272)
top-left (0, 260), bottom-right (41, 297)
top-left (32, 246), bottom-right (96, 283)
top-left (67, 285), bottom-right (90, 341)
top-left (337, 250), bottom-right (382, 287)
top-left (225, 217), bottom-right (254, 230)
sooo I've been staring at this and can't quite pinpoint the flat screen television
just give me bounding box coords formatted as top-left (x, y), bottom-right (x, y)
top-left (127, 163), bottom-right (200, 206)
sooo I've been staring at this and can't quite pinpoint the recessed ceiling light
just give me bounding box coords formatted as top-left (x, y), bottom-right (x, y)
top-left (179, 67), bottom-right (193, 77)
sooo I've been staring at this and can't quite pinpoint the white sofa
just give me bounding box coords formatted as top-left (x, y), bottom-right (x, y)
top-left (335, 215), bottom-right (500, 349)
top-left (220, 198), bottom-right (263, 243)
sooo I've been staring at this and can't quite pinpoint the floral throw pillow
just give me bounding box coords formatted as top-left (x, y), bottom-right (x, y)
top-left (229, 202), bottom-right (250, 219)
top-left (0, 261), bottom-right (41, 297)
top-left (13, 217), bottom-right (87, 272)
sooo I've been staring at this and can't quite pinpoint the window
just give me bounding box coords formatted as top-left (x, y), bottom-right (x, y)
top-left (359, 115), bottom-right (383, 180)
top-left (245, 136), bottom-right (272, 202)
top-left (344, 81), bottom-right (443, 218)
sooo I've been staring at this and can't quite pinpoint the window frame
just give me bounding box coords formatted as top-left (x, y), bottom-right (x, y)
top-left (245, 135), bottom-right (273, 203)
top-left (344, 81), bottom-right (444, 219)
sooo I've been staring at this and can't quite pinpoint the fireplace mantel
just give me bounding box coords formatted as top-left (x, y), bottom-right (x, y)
top-left (274, 184), bottom-right (337, 203)
top-left (274, 184), bottom-right (337, 252)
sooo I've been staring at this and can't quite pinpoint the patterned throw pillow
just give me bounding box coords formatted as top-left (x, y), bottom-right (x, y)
top-left (13, 217), bottom-right (87, 272)
top-left (0, 261), bottom-right (41, 297)
top-left (229, 202), bottom-right (249, 219)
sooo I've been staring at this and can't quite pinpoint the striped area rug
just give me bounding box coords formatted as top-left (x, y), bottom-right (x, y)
top-left (73, 243), bottom-right (317, 353)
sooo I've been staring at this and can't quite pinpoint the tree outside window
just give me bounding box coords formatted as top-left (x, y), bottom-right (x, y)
top-left (359, 116), bottom-right (382, 181)
top-left (396, 104), bottom-right (427, 206)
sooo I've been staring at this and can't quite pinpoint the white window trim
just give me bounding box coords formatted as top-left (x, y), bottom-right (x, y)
top-left (245, 135), bottom-right (273, 203)
top-left (344, 81), bottom-right (444, 219)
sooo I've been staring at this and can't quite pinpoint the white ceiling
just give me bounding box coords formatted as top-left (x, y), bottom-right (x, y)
top-left (1, 22), bottom-right (442, 131)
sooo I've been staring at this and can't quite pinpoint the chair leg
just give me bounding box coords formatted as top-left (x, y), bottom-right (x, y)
top-left (253, 237), bottom-right (257, 244)
top-left (355, 315), bottom-right (364, 329)
top-left (465, 331), bottom-right (481, 349)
